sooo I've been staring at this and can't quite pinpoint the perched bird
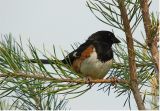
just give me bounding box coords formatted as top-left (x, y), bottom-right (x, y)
top-left (29, 31), bottom-right (120, 80)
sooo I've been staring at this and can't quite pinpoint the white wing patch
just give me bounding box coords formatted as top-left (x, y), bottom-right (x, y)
top-left (73, 52), bottom-right (77, 57)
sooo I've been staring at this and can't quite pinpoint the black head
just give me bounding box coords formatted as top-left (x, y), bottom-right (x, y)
top-left (87, 31), bottom-right (120, 44)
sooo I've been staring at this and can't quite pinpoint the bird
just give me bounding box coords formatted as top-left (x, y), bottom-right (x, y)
top-left (29, 31), bottom-right (120, 80)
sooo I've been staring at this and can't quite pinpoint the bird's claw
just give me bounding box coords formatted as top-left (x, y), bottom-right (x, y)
top-left (110, 76), bottom-right (118, 85)
top-left (84, 76), bottom-right (92, 85)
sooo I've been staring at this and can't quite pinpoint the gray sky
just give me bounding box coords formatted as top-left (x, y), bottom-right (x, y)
top-left (0, 0), bottom-right (159, 110)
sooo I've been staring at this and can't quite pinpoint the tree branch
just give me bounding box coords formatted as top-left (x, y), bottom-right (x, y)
top-left (140, 0), bottom-right (159, 73)
top-left (117, 0), bottom-right (145, 110)
top-left (0, 72), bottom-right (128, 84)
top-left (140, 1), bottom-right (159, 109)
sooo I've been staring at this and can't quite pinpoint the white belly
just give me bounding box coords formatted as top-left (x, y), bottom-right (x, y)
top-left (80, 51), bottom-right (112, 79)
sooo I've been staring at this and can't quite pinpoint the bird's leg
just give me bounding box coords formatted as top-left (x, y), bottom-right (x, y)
top-left (110, 76), bottom-right (118, 85)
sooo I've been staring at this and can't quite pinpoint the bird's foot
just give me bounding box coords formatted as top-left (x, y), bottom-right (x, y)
top-left (110, 76), bottom-right (118, 85)
top-left (84, 76), bottom-right (93, 85)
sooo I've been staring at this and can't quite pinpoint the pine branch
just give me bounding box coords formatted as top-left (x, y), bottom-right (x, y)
top-left (0, 72), bottom-right (128, 84)
top-left (140, 0), bottom-right (159, 75)
top-left (140, 1), bottom-right (159, 109)
top-left (117, 0), bottom-right (145, 110)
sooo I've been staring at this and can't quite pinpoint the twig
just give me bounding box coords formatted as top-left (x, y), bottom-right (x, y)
top-left (117, 0), bottom-right (145, 110)
top-left (0, 73), bottom-right (128, 84)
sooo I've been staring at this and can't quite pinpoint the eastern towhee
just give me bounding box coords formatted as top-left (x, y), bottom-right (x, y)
top-left (29, 31), bottom-right (120, 80)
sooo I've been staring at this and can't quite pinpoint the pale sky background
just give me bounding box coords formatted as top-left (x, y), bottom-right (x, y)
top-left (0, 0), bottom-right (159, 110)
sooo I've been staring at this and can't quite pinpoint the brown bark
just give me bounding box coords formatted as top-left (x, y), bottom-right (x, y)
top-left (0, 73), bottom-right (128, 84)
top-left (117, 0), bottom-right (145, 110)
top-left (140, 0), bottom-right (159, 72)
top-left (140, 0), bottom-right (159, 109)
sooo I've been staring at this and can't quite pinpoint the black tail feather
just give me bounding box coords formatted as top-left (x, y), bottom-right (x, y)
top-left (26, 59), bottom-right (71, 65)
top-left (28, 59), bottom-right (54, 64)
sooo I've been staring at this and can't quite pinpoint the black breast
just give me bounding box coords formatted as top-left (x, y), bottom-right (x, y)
top-left (93, 41), bottom-right (113, 62)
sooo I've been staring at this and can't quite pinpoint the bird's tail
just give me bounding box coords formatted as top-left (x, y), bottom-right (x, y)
top-left (25, 59), bottom-right (70, 65)
top-left (26, 59), bottom-right (55, 64)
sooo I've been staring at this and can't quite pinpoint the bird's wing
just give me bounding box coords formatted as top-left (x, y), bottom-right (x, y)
top-left (61, 40), bottom-right (92, 65)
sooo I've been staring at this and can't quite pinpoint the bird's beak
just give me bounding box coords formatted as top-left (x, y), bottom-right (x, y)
top-left (113, 37), bottom-right (120, 43)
